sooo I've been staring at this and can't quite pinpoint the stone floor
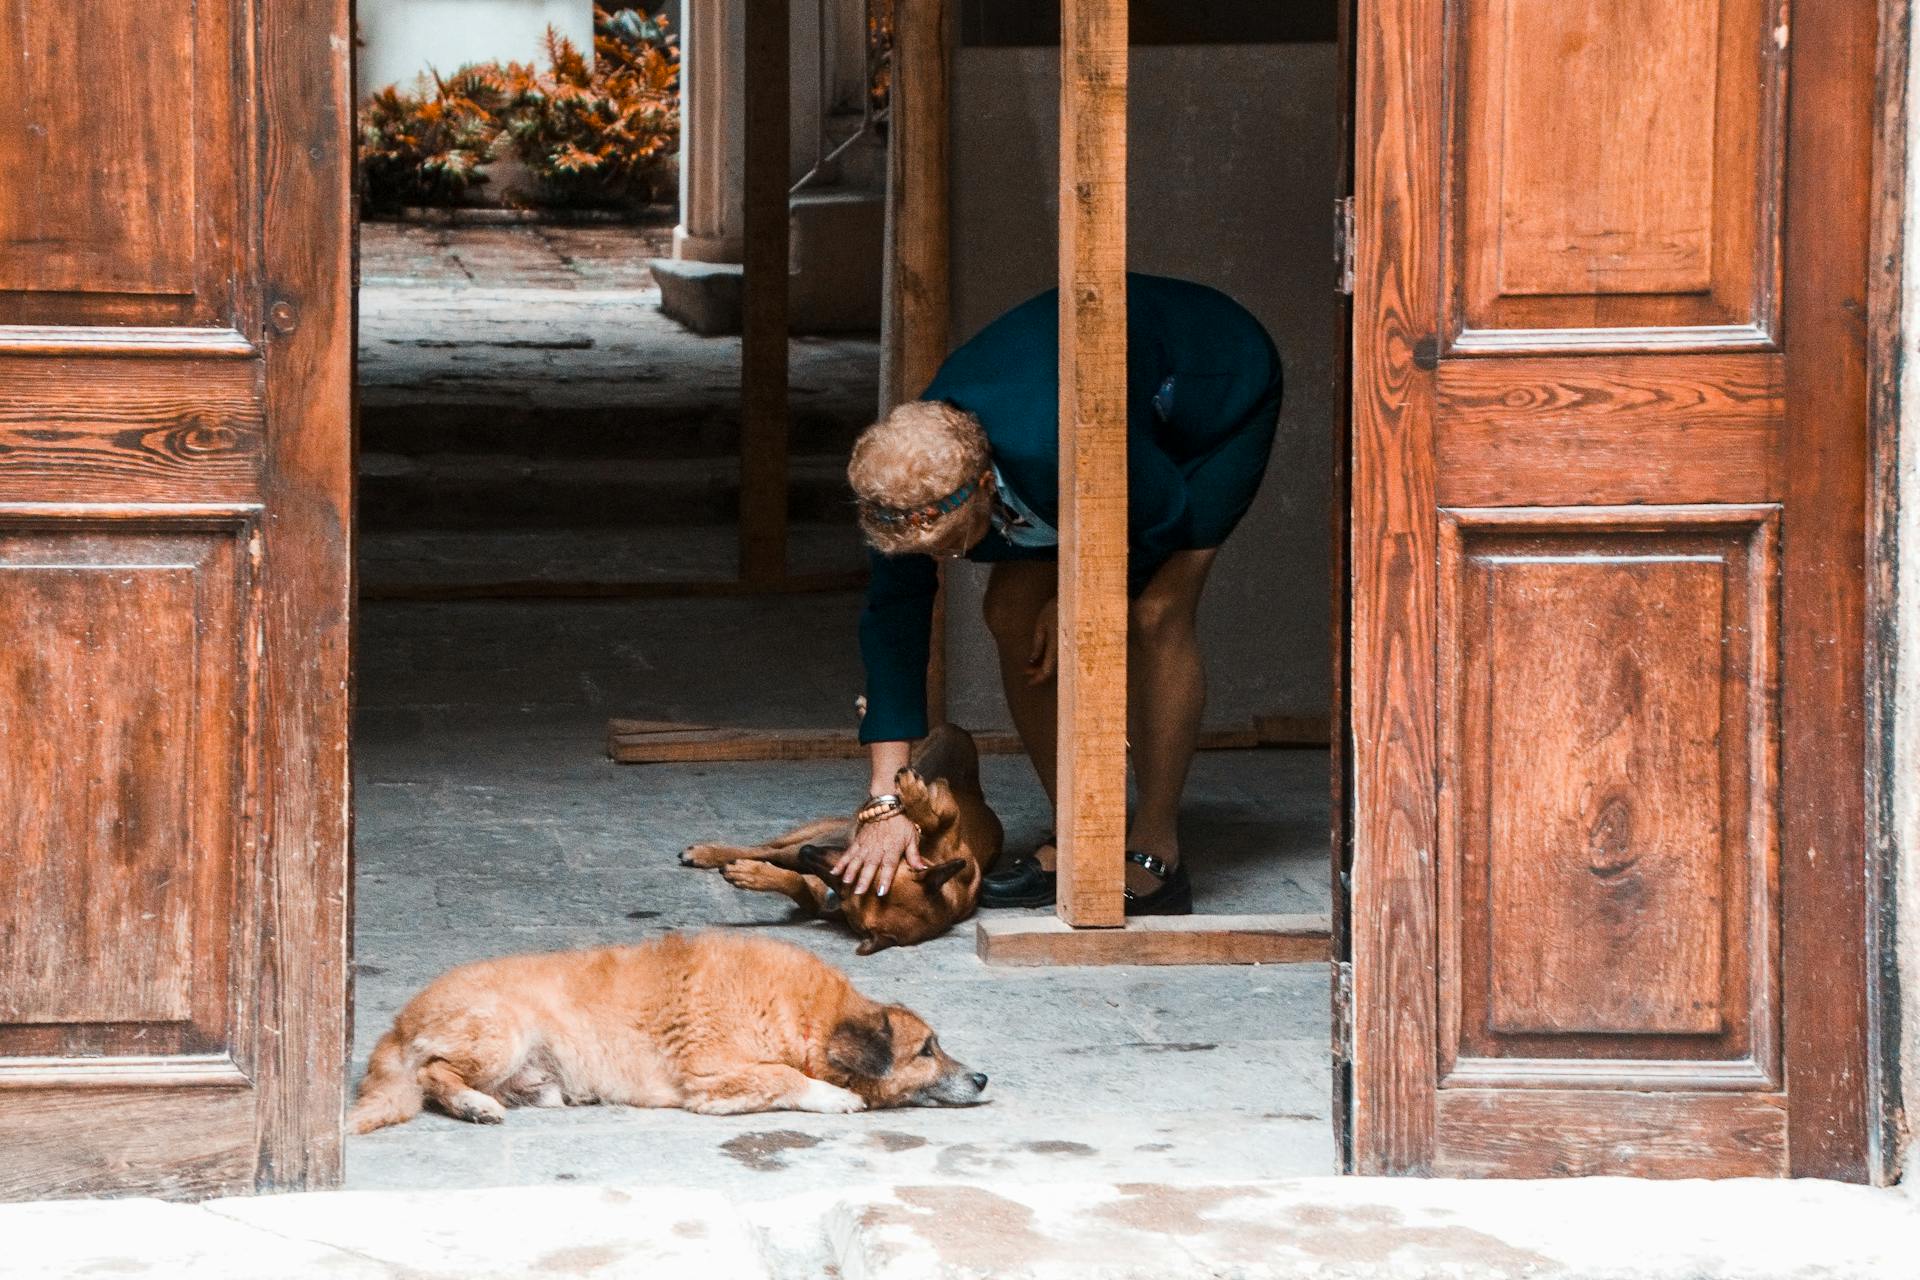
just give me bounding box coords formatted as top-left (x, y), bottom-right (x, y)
top-left (350, 595), bottom-right (1337, 1195)
top-left (14, 1176), bottom-right (1917, 1278)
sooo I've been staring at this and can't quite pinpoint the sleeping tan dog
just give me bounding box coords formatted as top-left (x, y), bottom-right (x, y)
top-left (348, 931), bottom-right (987, 1131)
top-left (681, 724), bottom-right (1005, 954)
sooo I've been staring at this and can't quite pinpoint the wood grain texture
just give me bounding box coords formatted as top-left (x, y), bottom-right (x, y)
top-left (1450, 0), bottom-right (1785, 346)
top-left (1347, 0), bottom-right (1880, 1181)
top-left (1054, 0), bottom-right (1129, 929)
top-left (1435, 354), bottom-right (1783, 505)
top-left (1350, 0), bottom-right (1442, 1174)
top-left (0, 526), bottom-right (246, 1033)
top-left (881, 0), bottom-right (953, 410)
top-left (881, 0), bottom-right (954, 723)
top-left (1433, 1089), bottom-right (1788, 1178)
top-left (1436, 507), bottom-right (1778, 1083)
top-left (976, 914), bottom-right (1331, 967)
top-left (0, 0), bottom-right (244, 329)
top-left (0, 1087), bottom-right (257, 1202)
top-left (0, 358), bottom-right (263, 503)
top-left (248, 0), bottom-right (355, 1193)
top-left (1778, 0), bottom-right (1875, 1181)
top-left (739, 0), bottom-right (790, 585)
top-left (1865, 0), bottom-right (1911, 1187)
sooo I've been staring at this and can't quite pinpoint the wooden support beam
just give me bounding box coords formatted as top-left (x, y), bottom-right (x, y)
top-left (739, 0), bottom-right (791, 585)
top-left (1055, 0), bottom-right (1129, 928)
top-left (978, 914), bottom-right (1332, 967)
top-left (882, 0), bottom-right (953, 410)
top-left (883, 0), bottom-right (955, 723)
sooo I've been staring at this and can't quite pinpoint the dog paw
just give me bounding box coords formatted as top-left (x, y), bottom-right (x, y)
top-left (721, 861), bottom-right (782, 891)
top-left (681, 843), bottom-right (732, 869)
top-left (794, 1080), bottom-right (867, 1114)
top-left (448, 1090), bottom-right (507, 1125)
top-left (894, 767), bottom-right (930, 807)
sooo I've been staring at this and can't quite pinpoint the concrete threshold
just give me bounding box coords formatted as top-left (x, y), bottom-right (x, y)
top-left (2, 1176), bottom-right (1914, 1280)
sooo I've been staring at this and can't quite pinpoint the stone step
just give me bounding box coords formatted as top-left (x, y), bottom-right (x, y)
top-left (357, 399), bottom-right (867, 462)
top-left (358, 451), bottom-right (855, 530)
top-left (357, 523), bottom-right (868, 590)
top-left (653, 184), bottom-right (885, 337)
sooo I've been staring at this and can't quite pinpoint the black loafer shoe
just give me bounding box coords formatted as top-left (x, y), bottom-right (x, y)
top-left (1123, 852), bottom-right (1193, 916)
top-left (980, 853), bottom-right (1058, 908)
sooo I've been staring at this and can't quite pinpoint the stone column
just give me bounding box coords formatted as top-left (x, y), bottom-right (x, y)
top-left (674, 0), bottom-right (747, 263)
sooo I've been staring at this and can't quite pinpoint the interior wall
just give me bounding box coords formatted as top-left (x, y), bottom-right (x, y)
top-left (941, 42), bottom-right (1341, 733)
top-left (357, 0), bottom-right (593, 96)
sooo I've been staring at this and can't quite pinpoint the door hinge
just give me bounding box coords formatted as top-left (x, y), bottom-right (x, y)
top-left (1332, 959), bottom-right (1354, 1064)
top-left (1334, 195), bottom-right (1355, 296)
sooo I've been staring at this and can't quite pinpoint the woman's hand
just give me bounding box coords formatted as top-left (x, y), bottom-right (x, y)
top-left (832, 812), bottom-right (926, 897)
top-left (1027, 598), bottom-right (1060, 686)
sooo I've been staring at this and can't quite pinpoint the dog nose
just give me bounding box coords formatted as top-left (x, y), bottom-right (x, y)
top-left (971, 1073), bottom-right (989, 1090)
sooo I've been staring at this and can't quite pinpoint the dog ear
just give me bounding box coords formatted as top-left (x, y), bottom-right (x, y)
top-left (827, 1007), bottom-right (894, 1078)
top-left (918, 858), bottom-right (969, 894)
top-left (796, 844), bottom-right (846, 884)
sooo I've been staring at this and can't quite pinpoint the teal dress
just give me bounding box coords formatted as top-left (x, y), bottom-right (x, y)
top-left (859, 273), bottom-right (1282, 744)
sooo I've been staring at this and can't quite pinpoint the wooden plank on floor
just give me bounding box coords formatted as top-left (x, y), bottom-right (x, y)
top-left (1055, 0), bottom-right (1130, 929)
top-left (739, 0), bottom-right (790, 585)
top-left (1253, 714), bottom-right (1333, 747)
top-left (977, 913), bottom-right (1331, 967)
top-left (606, 722), bottom-right (1274, 764)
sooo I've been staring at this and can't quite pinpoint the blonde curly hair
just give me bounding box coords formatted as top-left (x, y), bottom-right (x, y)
top-left (848, 400), bottom-right (992, 554)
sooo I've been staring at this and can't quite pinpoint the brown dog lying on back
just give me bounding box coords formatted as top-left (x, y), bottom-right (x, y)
top-left (349, 931), bottom-right (987, 1131)
top-left (682, 724), bottom-right (1004, 954)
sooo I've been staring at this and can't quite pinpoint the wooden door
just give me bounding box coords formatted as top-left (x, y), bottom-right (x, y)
top-left (0, 0), bottom-right (353, 1197)
top-left (1348, 0), bottom-right (1876, 1177)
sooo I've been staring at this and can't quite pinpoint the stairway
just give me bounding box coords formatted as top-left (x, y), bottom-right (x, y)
top-left (354, 234), bottom-right (880, 594)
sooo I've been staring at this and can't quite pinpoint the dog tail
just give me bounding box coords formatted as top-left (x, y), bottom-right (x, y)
top-left (347, 1029), bottom-right (424, 1133)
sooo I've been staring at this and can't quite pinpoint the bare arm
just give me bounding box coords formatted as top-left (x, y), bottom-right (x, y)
top-left (832, 740), bottom-right (927, 896)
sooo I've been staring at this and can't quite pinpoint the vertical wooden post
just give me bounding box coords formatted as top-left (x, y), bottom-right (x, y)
top-left (740, 0), bottom-right (791, 585)
top-left (1055, 0), bottom-right (1128, 928)
top-left (882, 0), bottom-right (954, 720)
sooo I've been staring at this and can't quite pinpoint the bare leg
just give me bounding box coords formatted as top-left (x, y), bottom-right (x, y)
top-left (983, 561), bottom-right (1060, 867)
top-left (680, 1065), bottom-right (864, 1115)
top-left (1124, 549), bottom-right (1218, 891)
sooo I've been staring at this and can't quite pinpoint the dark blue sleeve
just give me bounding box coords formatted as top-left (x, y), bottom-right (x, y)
top-left (858, 549), bottom-right (939, 743)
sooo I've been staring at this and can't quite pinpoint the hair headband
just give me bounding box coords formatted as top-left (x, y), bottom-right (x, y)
top-left (859, 471), bottom-right (990, 532)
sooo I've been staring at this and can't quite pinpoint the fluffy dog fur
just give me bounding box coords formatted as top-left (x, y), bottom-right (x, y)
top-left (681, 724), bottom-right (1005, 954)
top-left (348, 931), bottom-right (987, 1132)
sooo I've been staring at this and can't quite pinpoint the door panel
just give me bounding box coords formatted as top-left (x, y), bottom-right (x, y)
top-left (1350, 0), bottom-right (1873, 1178)
top-left (1437, 507), bottom-right (1777, 1085)
top-left (0, 0), bottom-right (245, 327)
top-left (1451, 0), bottom-right (1784, 348)
top-left (0, 0), bottom-right (351, 1199)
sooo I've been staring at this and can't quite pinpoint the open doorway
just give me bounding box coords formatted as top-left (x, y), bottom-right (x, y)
top-left (346, 1), bottom-right (1346, 1191)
